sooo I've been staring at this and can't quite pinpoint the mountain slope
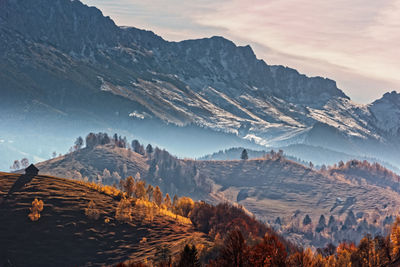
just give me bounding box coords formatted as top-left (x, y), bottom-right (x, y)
top-left (0, 171), bottom-right (209, 266)
top-left (194, 158), bottom-right (400, 220)
top-left (1, 0), bottom-right (399, 168)
top-left (199, 145), bottom-right (400, 174)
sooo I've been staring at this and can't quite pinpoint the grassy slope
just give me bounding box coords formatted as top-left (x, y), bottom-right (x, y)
top-left (35, 145), bottom-right (400, 224)
top-left (0, 172), bottom-right (208, 267)
top-left (35, 145), bottom-right (149, 180)
top-left (194, 158), bottom-right (400, 222)
top-left (32, 145), bottom-right (400, 246)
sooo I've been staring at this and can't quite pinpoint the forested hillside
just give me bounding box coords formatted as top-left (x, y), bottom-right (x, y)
top-left (31, 132), bottom-right (400, 248)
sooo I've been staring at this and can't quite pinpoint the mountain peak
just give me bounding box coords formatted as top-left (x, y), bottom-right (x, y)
top-left (370, 91), bottom-right (400, 136)
top-left (380, 90), bottom-right (400, 101)
top-left (0, 0), bottom-right (120, 53)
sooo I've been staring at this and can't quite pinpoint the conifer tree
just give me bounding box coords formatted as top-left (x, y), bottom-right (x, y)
top-left (146, 144), bottom-right (153, 155)
top-left (177, 244), bottom-right (200, 267)
top-left (303, 214), bottom-right (312, 226)
top-left (316, 215), bottom-right (327, 232)
top-left (74, 136), bottom-right (84, 150)
top-left (241, 149), bottom-right (248, 160)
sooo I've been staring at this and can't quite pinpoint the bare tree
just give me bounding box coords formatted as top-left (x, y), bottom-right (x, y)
top-left (21, 158), bottom-right (29, 168)
top-left (74, 136), bottom-right (84, 150)
top-left (11, 160), bottom-right (20, 170)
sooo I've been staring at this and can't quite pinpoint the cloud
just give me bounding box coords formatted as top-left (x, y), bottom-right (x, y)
top-left (82, 0), bottom-right (400, 103)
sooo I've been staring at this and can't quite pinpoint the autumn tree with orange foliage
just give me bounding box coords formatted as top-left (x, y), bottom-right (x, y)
top-left (153, 186), bottom-right (162, 207)
top-left (391, 217), bottom-right (400, 262)
top-left (115, 198), bottom-right (133, 222)
top-left (135, 181), bottom-right (147, 200)
top-left (28, 198), bottom-right (44, 221)
top-left (174, 197), bottom-right (194, 217)
top-left (164, 193), bottom-right (172, 210)
top-left (248, 234), bottom-right (287, 267)
top-left (210, 229), bottom-right (249, 267)
top-left (190, 202), bottom-right (269, 241)
top-left (124, 176), bottom-right (135, 197)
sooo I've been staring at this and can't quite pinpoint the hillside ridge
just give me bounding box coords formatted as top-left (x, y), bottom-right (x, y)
top-left (0, 171), bottom-right (209, 266)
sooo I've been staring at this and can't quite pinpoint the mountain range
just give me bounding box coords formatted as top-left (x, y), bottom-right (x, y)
top-left (0, 0), bottom-right (399, 169)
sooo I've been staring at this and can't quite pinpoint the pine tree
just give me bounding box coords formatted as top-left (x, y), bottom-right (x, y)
top-left (153, 245), bottom-right (171, 265)
top-left (177, 244), bottom-right (200, 267)
top-left (146, 144), bottom-right (153, 155)
top-left (328, 215), bottom-right (336, 227)
top-left (74, 136), bottom-right (84, 150)
top-left (316, 215), bottom-right (326, 232)
top-left (241, 149), bottom-right (248, 160)
top-left (303, 214), bottom-right (312, 226)
top-left (344, 210), bottom-right (357, 227)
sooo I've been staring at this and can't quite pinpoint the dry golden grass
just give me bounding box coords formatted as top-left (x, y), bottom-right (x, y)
top-left (0, 172), bottom-right (210, 267)
top-left (74, 179), bottom-right (192, 225)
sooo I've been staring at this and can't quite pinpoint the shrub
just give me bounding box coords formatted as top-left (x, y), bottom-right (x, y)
top-left (174, 197), bottom-right (194, 217)
top-left (85, 200), bottom-right (100, 220)
top-left (28, 198), bottom-right (44, 222)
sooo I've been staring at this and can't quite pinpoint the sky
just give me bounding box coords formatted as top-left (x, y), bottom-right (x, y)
top-left (82, 0), bottom-right (400, 103)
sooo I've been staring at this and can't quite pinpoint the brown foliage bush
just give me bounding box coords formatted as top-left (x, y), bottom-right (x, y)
top-left (115, 198), bottom-right (133, 223)
top-left (85, 200), bottom-right (100, 220)
top-left (190, 202), bottom-right (267, 240)
top-left (28, 198), bottom-right (44, 222)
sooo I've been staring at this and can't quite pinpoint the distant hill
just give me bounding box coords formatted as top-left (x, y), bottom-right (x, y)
top-left (0, 172), bottom-right (209, 266)
top-left (194, 157), bottom-right (400, 247)
top-left (199, 145), bottom-right (400, 173)
top-left (327, 160), bottom-right (400, 194)
top-left (34, 141), bottom-right (400, 248)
